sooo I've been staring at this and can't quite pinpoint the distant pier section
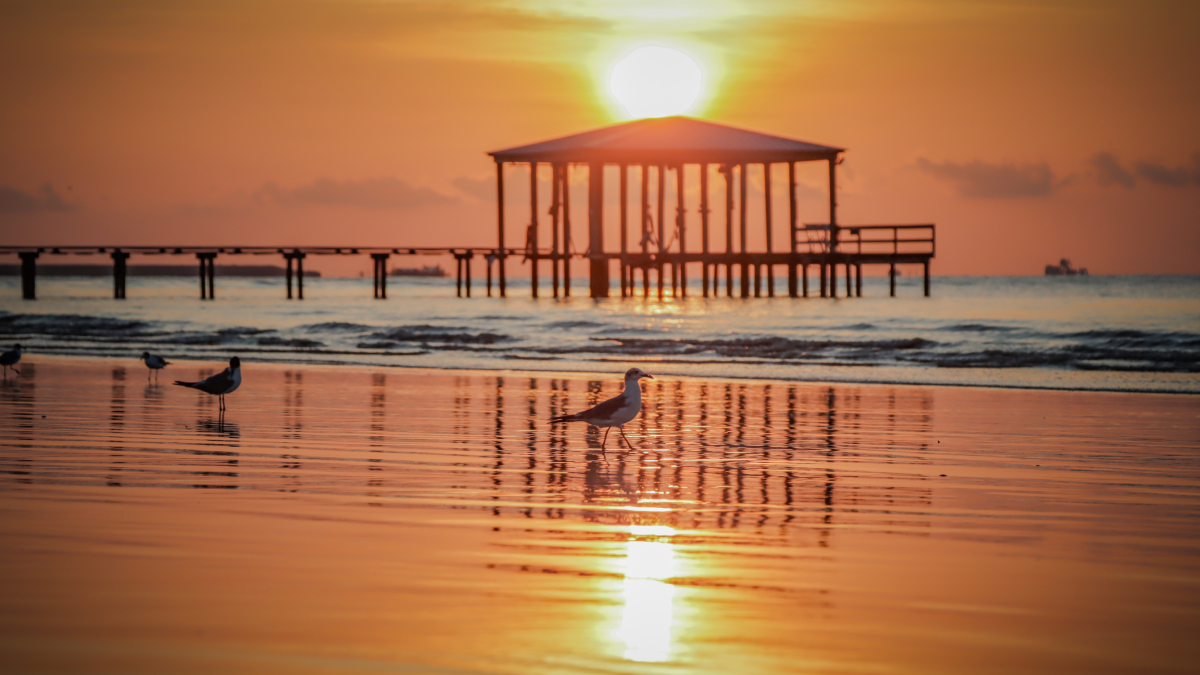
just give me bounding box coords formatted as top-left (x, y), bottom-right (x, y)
top-left (3, 117), bottom-right (934, 301)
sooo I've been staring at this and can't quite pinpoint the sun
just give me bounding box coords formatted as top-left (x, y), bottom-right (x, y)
top-left (609, 47), bottom-right (703, 119)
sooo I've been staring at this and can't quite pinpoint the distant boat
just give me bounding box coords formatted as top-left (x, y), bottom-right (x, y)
top-left (1045, 258), bottom-right (1088, 276)
top-left (390, 265), bottom-right (446, 278)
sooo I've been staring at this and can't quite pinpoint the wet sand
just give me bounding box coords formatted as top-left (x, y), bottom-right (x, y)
top-left (1, 357), bottom-right (1198, 674)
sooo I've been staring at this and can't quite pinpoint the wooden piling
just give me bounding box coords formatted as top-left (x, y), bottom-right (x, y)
top-left (788, 162), bottom-right (798, 298)
top-left (19, 251), bottom-right (37, 300)
top-left (889, 263), bottom-right (896, 297)
top-left (924, 261), bottom-right (931, 297)
top-left (619, 164), bottom-right (628, 298)
top-left (676, 164), bottom-right (687, 297)
top-left (587, 162), bottom-right (608, 298)
top-left (495, 161), bottom-right (506, 298)
top-left (856, 263), bottom-right (863, 297)
top-left (529, 162), bottom-right (539, 299)
top-left (562, 164), bottom-right (571, 297)
top-left (551, 164), bottom-right (561, 298)
top-left (764, 163), bottom-right (774, 297)
top-left (734, 163), bottom-right (744, 296)
top-left (371, 253), bottom-right (389, 299)
top-left (700, 163), bottom-right (710, 298)
top-left (111, 249), bottom-right (129, 299)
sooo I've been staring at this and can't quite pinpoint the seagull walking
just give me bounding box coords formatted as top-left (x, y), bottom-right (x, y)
top-left (174, 356), bottom-right (241, 412)
top-left (140, 351), bottom-right (169, 382)
top-left (0, 344), bottom-right (21, 380)
top-left (551, 368), bottom-right (653, 451)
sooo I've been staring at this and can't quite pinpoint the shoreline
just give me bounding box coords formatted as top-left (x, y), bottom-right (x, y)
top-left (15, 352), bottom-right (1199, 397)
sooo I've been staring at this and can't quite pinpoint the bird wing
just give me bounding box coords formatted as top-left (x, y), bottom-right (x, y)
top-left (560, 391), bottom-right (628, 422)
top-left (181, 367), bottom-right (234, 394)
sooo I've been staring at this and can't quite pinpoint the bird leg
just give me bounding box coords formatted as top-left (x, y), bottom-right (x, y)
top-left (619, 427), bottom-right (637, 450)
top-left (601, 427), bottom-right (611, 450)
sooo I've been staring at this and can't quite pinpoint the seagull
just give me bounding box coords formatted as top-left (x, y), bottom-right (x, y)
top-left (174, 356), bottom-right (241, 411)
top-left (0, 344), bottom-right (21, 379)
top-left (140, 351), bottom-right (169, 382)
top-left (551, 368), bottom-right (654, 450)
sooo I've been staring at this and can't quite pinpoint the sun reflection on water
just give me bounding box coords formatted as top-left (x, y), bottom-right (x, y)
top-left (616, 524), bottom-right (677, 662)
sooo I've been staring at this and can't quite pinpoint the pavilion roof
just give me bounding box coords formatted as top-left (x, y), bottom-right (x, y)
top-left (488, 116), bottom-right (843, 165)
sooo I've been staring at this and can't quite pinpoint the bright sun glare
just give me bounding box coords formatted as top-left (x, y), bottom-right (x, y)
top-left (609, 47), bottom-right (703, 119)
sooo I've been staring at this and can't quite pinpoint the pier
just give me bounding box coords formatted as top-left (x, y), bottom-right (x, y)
top-left (3, 118), bottom-right (934, 301)
top-left (489, 116), bottom-right (934, 300)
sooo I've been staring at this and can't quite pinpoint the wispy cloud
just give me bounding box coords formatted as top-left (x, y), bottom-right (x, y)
top-left (915, 158), bottom-right (1057, 198)
top-left (1134, 158), bottom-right (1195, 187)
top-left (450, 175), bottom-right (495, 202)
top-left (0, 184), bottom-right (74, 214)
top-left (1087, 151), bottom-right (1200, 189)
top-left (254, 177), bottom-right (458, 209)
top-left (1087, 152), bottom-right (1135, 189)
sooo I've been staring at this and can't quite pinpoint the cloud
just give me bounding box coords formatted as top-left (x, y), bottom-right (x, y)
top-left (254, 177), bottom-right (458, 209)
top-left (1088, 151), bottom-right (1200, 189)
top-left (451, 175), bottom-right (496, 202)
top-left (915, 158), bottom-right (1056, 198)
top-left (0, 183), bottom-right (74, 213)
top-left (1134, 160), bottom-right (1191, 187)
top-left (1087, 152), bottom-right (1135, 189)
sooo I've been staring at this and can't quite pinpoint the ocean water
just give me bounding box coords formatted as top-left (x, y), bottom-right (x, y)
top-left (1, 273), bottom-right (1197, 393)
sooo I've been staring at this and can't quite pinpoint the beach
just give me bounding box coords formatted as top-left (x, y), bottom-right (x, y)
top-left (2, 356), bottom-right (1197, 673)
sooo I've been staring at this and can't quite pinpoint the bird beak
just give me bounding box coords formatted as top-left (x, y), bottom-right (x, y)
top-left (645, 374), bottom-right (654, 380)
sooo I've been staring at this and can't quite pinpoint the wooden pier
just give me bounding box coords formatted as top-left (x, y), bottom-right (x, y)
top-left (4, 118), bottom-right (935, 302)
top-left (0, 246), bottom-right (524, 301)
top-left (490, 116), bottom-right (935, 301)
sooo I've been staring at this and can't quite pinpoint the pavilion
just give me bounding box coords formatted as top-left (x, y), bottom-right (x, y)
top-left (488, 116), bottom-right (934, 299)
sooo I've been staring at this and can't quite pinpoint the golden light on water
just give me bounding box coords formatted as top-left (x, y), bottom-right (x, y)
top-left (616, 525), bottom-right (677, 662)
top-left (609, 47), bottom-right (703, 119)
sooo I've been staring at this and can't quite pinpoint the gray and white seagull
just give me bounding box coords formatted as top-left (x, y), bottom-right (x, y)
top-left (140, 351), bottom-right (169, 381)
top-left (0, 344), bottom-right (21, 380)
top-left (174, 356), bottom-right (241, 411)
top-left (551, 367), bottom-right (654, 450)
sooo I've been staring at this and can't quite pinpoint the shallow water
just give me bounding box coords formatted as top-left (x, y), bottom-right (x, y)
top-left (1, 358), bottom-right (1198, 673)
top-left (1, 273), bottom-right (1198, 393)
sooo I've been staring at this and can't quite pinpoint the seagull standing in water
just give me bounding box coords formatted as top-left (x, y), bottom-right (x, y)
top-left (0, 344), bottom-right (21, 380)
top-left (551, 368), bottom-right (654, 451)
top-left (174, 356), bottom-right (241, 411)
top-left (140, 351), bottom-right (169, 382)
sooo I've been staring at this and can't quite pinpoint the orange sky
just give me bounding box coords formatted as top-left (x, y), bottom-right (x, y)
top-left (1, 0), bottom-right (1197, 276)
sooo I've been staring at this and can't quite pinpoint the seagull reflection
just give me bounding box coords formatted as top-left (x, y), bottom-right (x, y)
top-left (196, 417), bottom-right (240, 439)
top-left (616, 524), bottom-right (676, 663)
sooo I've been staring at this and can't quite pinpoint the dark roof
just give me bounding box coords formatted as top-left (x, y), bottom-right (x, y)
top-left (488, 116), bottom-right (843, 165)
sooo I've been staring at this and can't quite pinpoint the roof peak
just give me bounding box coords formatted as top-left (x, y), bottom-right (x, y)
top-left (489, 116), bottom-right (843, 164)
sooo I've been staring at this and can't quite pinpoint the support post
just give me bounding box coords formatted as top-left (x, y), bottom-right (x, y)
top-left (641, 164), bottom-right (650, 298)
top-left (890, 263), bottom-right (896, 297)
top-left (764, 163), bottom-right (774, 297)
top-left (788, 162), bottom-right (798, 298)
top-left (372, 253), bottom-right (390, 299)
top-left (465, 252), bottom-right (472, 297)
top-left (456, 253), bottom-right (463, 298)
top-left (196, 253), bottom-right (217, 300)
top-left (802, 263), bottom-right (809, 297)
top-left (820, 262), bottom-right (827, 298)
top-left (295, 252), bottom-right (305, 300)
top-left (845, 262), bottom-right (852, 297)
top-left (620, 164), bottom-right (628, 298)
top-left (19, 251), bottom-right (38, 300)
top-left (700, 163), bottom-right (710, 298)
top-left (496, 161), bottom-right (506, 298)
top-left (112, 249), bottom-right (129, 299)
top-left (924, 260), bottom-right (931, 297)
top-left (529, 162), bottom-right (539, 298)
top-left (562, 164), bottom-right (571, 297)
top-left (828, 156), bottom-right (839, 254)
top-left (856, 263), bottom-right (863, 297)
top-left (587, 162), bottom-right (608, 298)
top-left (285, 254), bottom-right (294, 299)
top-left (739, 164), bottom-right (749, 298)
top-left (830, 261), bottom-right (837, 299)
top-left (551, 164), bottom-right (561, 298)
top-left (676, 164), bottom-right (687, 297)
top-left (656, 165), bottom-right (665, 300)
top-left (723, 165), bottom-right (733, 298)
